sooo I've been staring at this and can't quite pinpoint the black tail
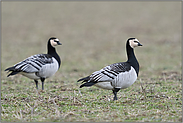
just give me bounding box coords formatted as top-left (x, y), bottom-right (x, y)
top-left (77, 76), bottom-right (96, 88)
top-left (77, 76), bottom-right (90, 82)
top-left (5, 66), bottom-right (15, 71)
top-left (80, 82), bottom-right (96, 88)
top-left (5, 66), bottom-right (20, 77)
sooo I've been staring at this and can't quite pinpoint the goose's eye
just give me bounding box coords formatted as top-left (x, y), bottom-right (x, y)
top-left (54, 39), bottom-right (62, 45)
top-left (134, 41), bottom-right (138, 43)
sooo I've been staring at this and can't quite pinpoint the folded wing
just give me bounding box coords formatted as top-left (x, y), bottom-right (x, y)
top-left (5, 54), bottom-right (53, 77)
top-left (78, 62), bottom-right (131, 87)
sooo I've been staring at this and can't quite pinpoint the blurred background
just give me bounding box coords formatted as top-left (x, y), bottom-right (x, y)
top-left (1, 2), bottom-right (182, 122)
top-left (2, 1), bottom-right (181, 78)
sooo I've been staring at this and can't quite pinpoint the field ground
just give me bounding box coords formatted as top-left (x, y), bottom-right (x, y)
top-left (1, 2), bottom-right (182, 122)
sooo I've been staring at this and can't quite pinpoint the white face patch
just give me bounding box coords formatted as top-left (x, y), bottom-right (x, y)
top-left (129, 39), bottom-right (140, 48)
top-left (50, 39), bottom-right (59, 47)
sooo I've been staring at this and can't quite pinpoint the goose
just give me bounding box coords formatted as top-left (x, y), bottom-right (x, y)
top-left (5, 37), bottom-right (62, 90)
top-left (77, 38), bottom-right (142, 100)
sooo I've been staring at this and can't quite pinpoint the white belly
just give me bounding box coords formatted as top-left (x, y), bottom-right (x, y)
top-left (112, 67), bottom-right (137, 89)
top-left (94, 82), bottom-right (113, 90)
top-left (21, 72), bottom-right (40, 80)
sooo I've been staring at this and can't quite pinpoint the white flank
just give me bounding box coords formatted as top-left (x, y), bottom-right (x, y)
top-left (37, 57), bottom-right (59, 78)
top-left (94, 66), bottom-right (137, 90)
top-left (95, 82), bottom-right (113, 90)
top-left (112, 66), bottom-right (137, 89)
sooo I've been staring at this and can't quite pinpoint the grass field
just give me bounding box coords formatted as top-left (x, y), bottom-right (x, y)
top-left (1, 1), bottom-right (182, 122)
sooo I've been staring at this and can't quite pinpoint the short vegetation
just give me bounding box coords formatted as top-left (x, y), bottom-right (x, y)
top-left (1, 2), bottom-right (182, 122)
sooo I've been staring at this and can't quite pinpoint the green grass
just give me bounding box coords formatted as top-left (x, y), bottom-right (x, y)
top-left (1, 76), bottom-right (182, 122)
top-left (1, 1), bottom-right (182, 122)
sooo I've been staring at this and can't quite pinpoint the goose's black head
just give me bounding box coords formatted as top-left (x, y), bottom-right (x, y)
top-left (127, 38), bottom-right (142, 48)
top-left (49, 37), bottom-right (62, 48)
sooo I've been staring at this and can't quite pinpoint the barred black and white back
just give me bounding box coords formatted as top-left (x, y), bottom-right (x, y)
top-left (5, 37), bottom-right (62, 90)
top-left (78, 38), bottom-right (142, 100)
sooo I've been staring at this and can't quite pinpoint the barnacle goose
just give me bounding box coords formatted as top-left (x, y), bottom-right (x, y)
top-left (77, 38), bottom-right (142, 100)
top-left (5, 37), bottom-right (61, 90)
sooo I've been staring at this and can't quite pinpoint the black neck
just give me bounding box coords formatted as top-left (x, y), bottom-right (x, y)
top-left (47, 42), bottom-right (61, 68)
top-left (126, 41), bottom-right (139, 76)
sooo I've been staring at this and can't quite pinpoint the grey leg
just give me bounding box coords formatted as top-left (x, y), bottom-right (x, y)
top-left (113, 88), bottom-right (120, 101)
top-left (40, 78), bottom-right (45, 90)
top-left (34, 80), bottom-right (38, 89)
